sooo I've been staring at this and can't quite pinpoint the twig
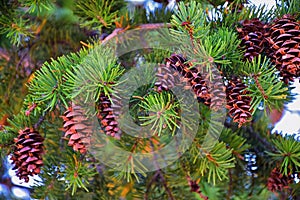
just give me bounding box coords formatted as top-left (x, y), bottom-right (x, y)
top-left (227, 169), bottom-right (233, 200)
top-left (33, 113), bottom-right (46, 130)
top-left (186, 175), bottom-right (208, 200)
top-left (0, 48), bottom-right (10, 61)
top-left (148, 139), bottom-right (175, 200)
top-left (224, 121), bottom-right (276, 152)
top-left (158, 169), bottom-right (175, 200)
top-left (144, 170), bottom-right (160, 200)
top-left (101, 23), bottom-right (172, 44)
top-left (253, 74), bottom-right (268, 100)
top-left (247, 126), bottom-right (276, 152)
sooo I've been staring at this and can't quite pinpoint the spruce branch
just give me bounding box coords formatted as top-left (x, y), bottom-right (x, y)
top-left (144, 170), bottom-right (160, 200)
top-left (75, 0), bottom-right (119, 30)
top-left (267, 135), bottom-right (300, 175)
top-left (193, 142), bottom-right (235, 185)
top-left (224, 120), bottom-right (276, 152)
top-left (64, 153), bottom-right (97, 195)
top-left (66, 45), bottom-right (124, 103)
top-left (170, 1), bottom-right (209, 42)
top-left (28, 47), bottom-right (89, 110)
top-left (138, 92), bottom-right (180, 136)
top-left (242, 56), bottom-right (289, 114)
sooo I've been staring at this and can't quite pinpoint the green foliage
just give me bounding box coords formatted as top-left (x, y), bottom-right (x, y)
top-left (0, 13), bottom-right (33, 46)
top-left (267, 135), bottom-right (300, 175)
top-left (75, 0), bottom-right (119, 30)
top-left (273, 0), bottom-right (300, 18)
top-left (0, 129), bottom-right (15, 147)
top-left (221, 4), bottom-right (273, 26)
top-left (193, 142), bottom-right (235, 184)
top-left (220, 128), bottom-right (250, 155)
top-left (191, 27), bottom-right (242, 71)
top-left (65, 154), bottom-right (97, 195)
top-left (242, 56), bottom-right (289, 114)
top-left (138, 92), bottom-right (180, 136)
top-left (170, 1), bottom-right (209, 41)
top-left (1, 0), bottom-right (299, 199)
top-left (27, 48), bottom-right (89, 110)
top-left (19, 0), bottom-right (55, 14)
top-left (65, 45), bottom-right (124, 103)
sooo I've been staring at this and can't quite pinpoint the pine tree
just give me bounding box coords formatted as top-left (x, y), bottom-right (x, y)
top-left (0, 0), bottom-right (300, 199)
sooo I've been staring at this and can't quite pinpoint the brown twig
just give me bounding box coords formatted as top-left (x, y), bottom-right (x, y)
top-left (33, 113), bottom-right (46, 130)
top-left (146, 139), bottom-right (175, 200)
top-left (253, 74), bottom-right (268, 100)
top-left (158, 169), bottom-right (175, 200)
top-left (101, 23), bottom-right (172, 44)
top-left (144, 170), bottom-right (160, 200)
top-left (247, 126), bottom-right (276, 152)
top-left (186, 175), bottom-right (208, 200)
top-left (227, 169), bottom-right (233, 200)
top-left (224, 121), bottom-right (276, 152)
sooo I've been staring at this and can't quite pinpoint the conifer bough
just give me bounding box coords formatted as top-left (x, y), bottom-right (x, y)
top-left (0, 0), bottom-right (300, 199)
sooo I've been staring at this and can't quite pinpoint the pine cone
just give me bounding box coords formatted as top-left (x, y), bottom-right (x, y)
top-left (165, 54), bottom-right (211, 105)
top-left (209, 67), bottom-right (226, 111)
top-left (266, 14), bottom-right (300, 83)
top-left (190, 71), bottom-right (211, 106)
top-left (154, 63), bottom-right (179, 92)
top-left (10, 128), bottom-right (44, 182)
top-left (62, 103), bottom-right (92, 154)
top-left (237, 18), bottom-right (268, 61)
top-left (226, 77), bottom-right (252, 127)
top-left (98, 93), bottom-right (121, 139)
top-left (267, 168), bottom-right (293, 192)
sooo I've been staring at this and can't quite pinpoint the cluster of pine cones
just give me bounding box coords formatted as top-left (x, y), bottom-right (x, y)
top-left (237, 14), bottom-right (300, 83)
top-left (62, 93), bottom-right (121, 153)
top-left (155, 53), bottom-right (251, 127)
top-left (155, 14), bottom-right (299, 128)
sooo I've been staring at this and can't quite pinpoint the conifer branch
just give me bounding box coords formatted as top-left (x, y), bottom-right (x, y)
top-left (224, 121), bottom-right (276, 152)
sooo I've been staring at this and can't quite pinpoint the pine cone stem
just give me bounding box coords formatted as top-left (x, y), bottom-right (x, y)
top-left (253, 74), bottom-right (268, 100)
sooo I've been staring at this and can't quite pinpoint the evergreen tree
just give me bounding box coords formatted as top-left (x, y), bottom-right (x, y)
top-left (0, 0), bottom-right (300, 199)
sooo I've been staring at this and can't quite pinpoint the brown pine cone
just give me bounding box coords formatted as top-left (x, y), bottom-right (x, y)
top-left (267, 168), bottom-right (293, 192)
top-left (165, 54), bottom-right (211, 105)
top-left (209, 67), bottom-right (226, 111)
top-left (62, 103), bottom-right (93, 154)
top-left (266, 14), bottom-right (300, 83)
top-left (226, 77), bottom-right (252, 127)
top-left (10, 128), bottom-right (44, 182)
top-left (237, 18), bottom-right (269, 61)
top-left (97, 93), bottom-right (121, 139)
top-left (154, 63), bottom-right (179, 92)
